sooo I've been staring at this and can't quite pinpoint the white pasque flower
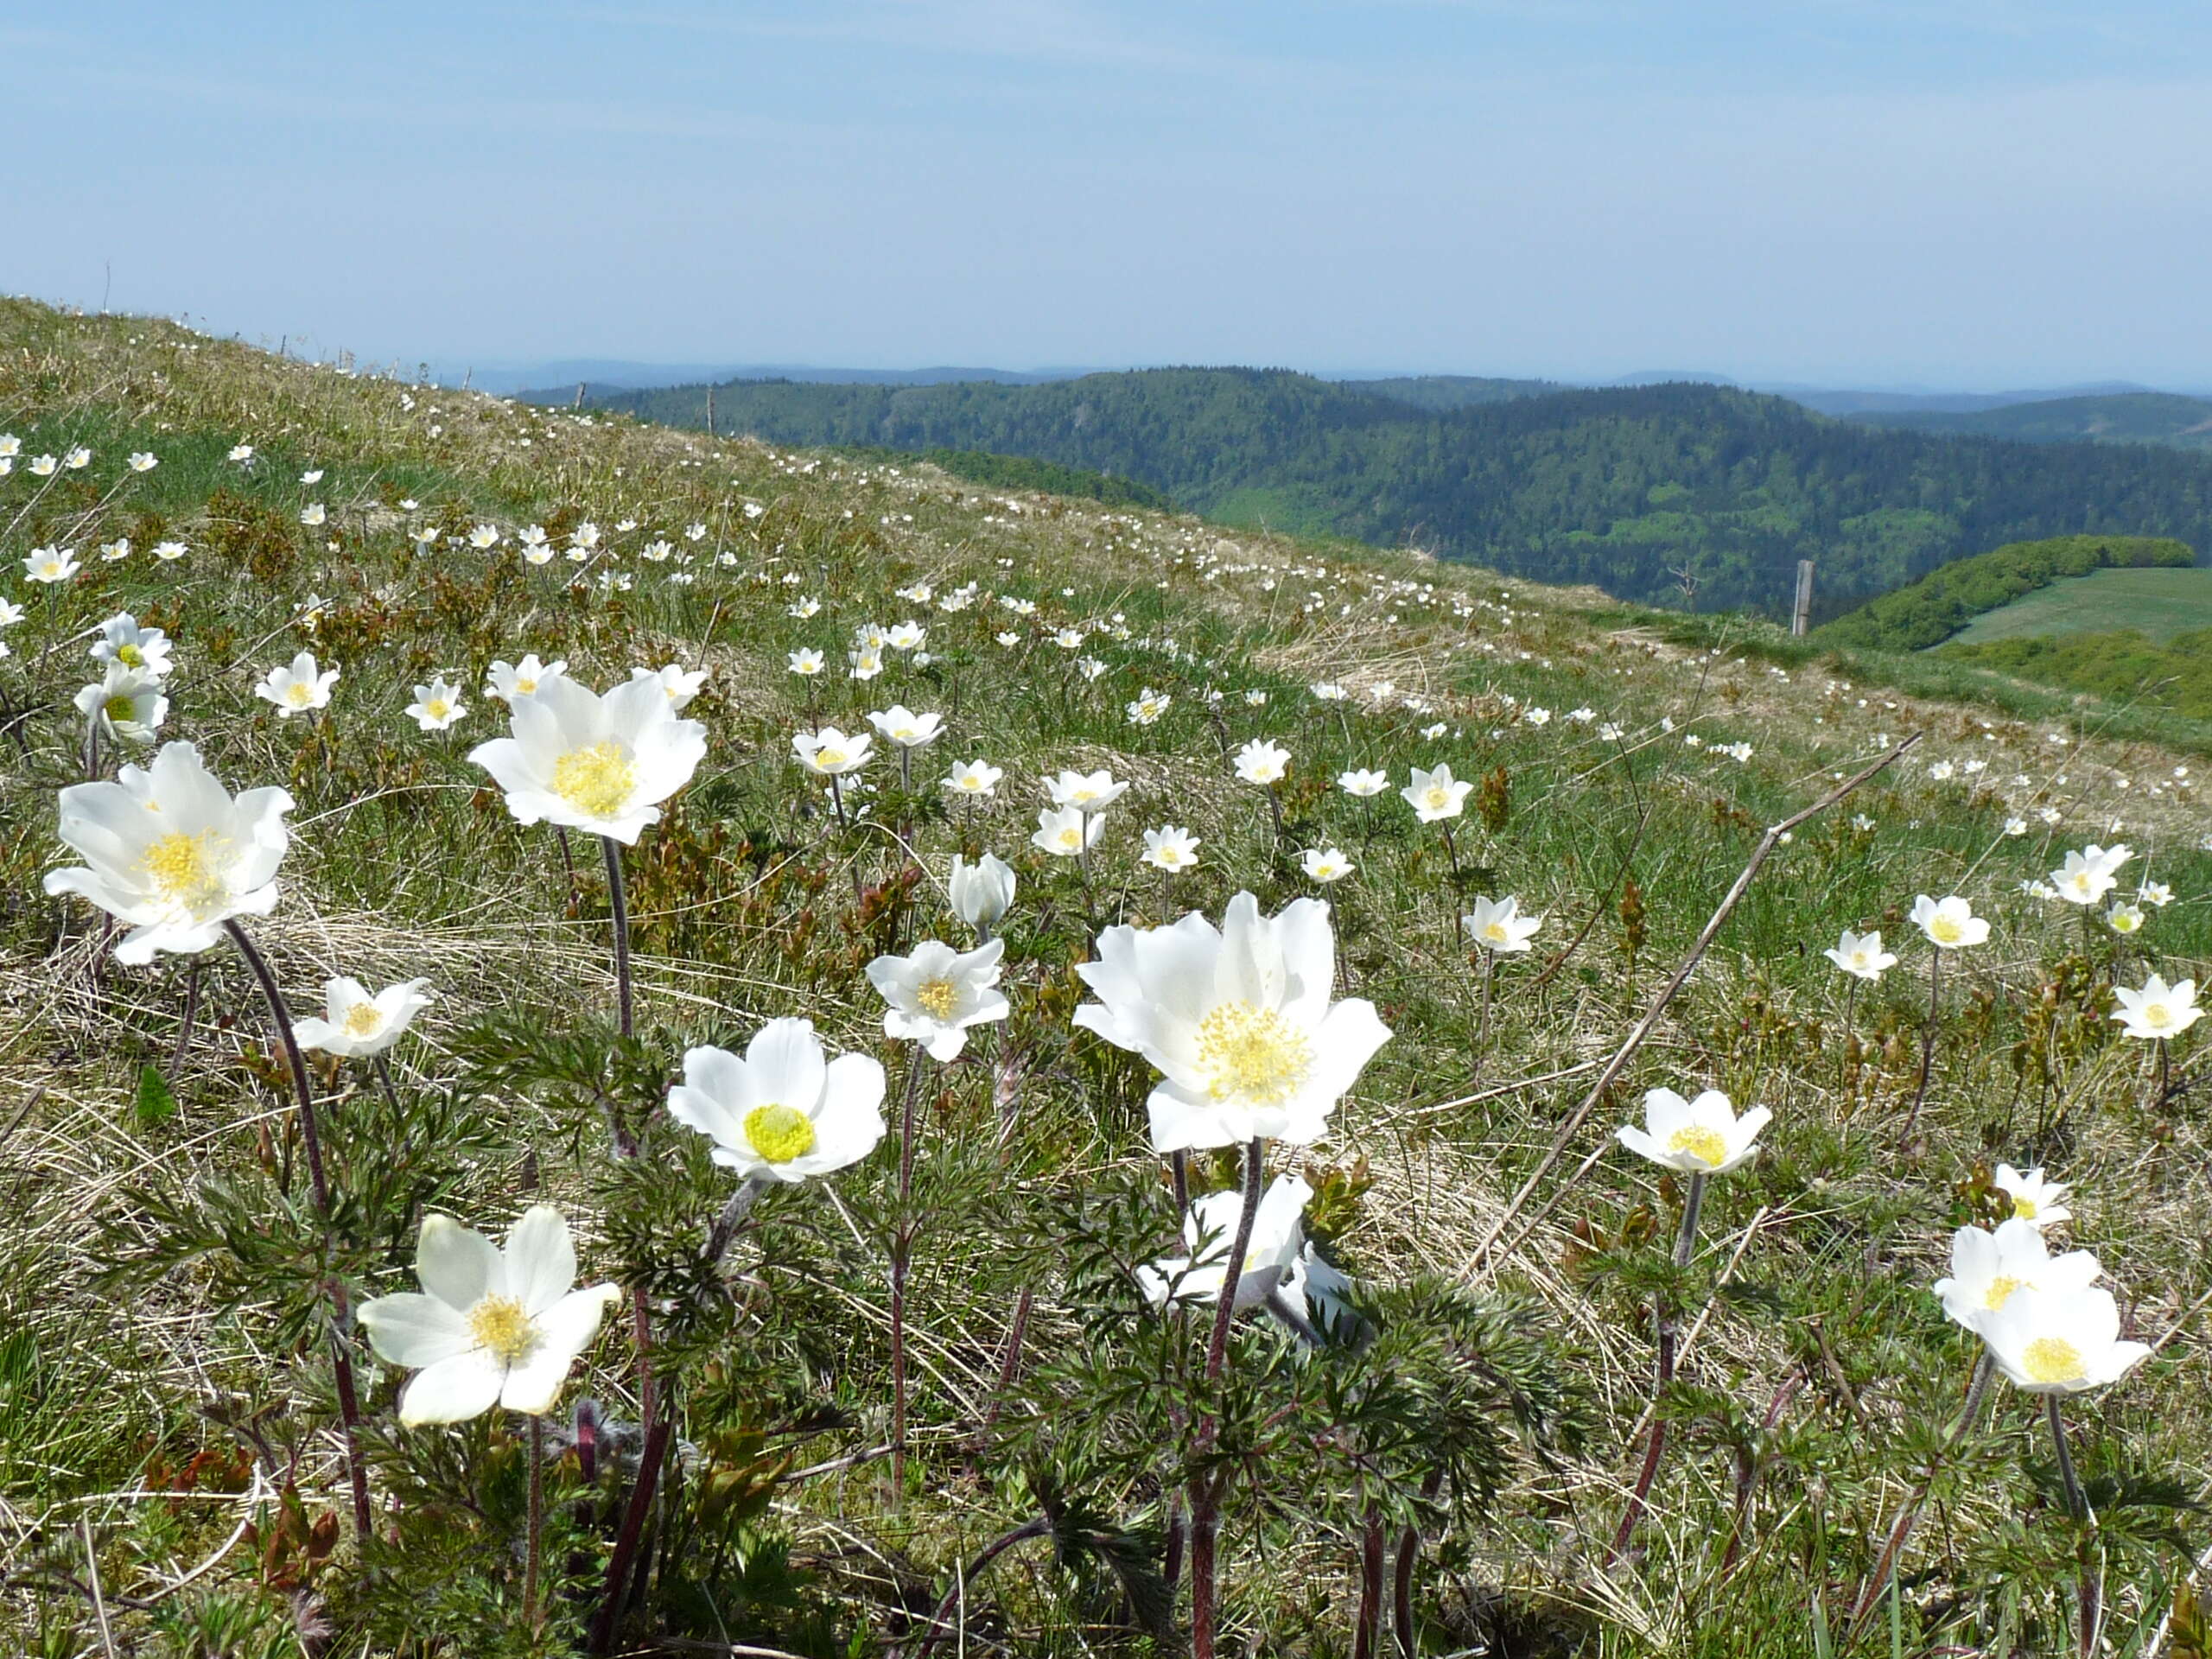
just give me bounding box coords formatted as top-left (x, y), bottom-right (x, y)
top-left (1233, 740), bottom-right (1290, 786)
top-left (1616, 1087), bottom-right (1771, 1176)
top-left (787, 648), bottom-right (825, 677)
top-left (1933, 1218), bottom-right (2101, 1334)
top-left (468, 673), bottom-right (707, 843)
top-left (1825, 928), bottom-right (1897, 981)
top-left (25, 546), bottom-right (80, 584)
top-left (1033, 804), bottom-right (1103, 859)
top-left (42, 741), bottom-right (294, 963)
top-left (1993, 1164), bottom-right (2070, 1228)
top-left (2111, 974), bottom-right (2202, 1042)
top-left (667, 1018), bottom-right (887, 1183)
top-left (866, 937), bottom-right (1011, 1061)
top-left (406, 677), bottom-right (467, 732)
top-left (1046, 768), bottom-right (1128, 811)
top-left (2050, 843), bottom-right (2133, 906)
top-left (944, 759), bottom-right (1003, 798)
top-left (1300, 847), bottom-right (1355, 884)
top-left (2105, 901), bottom-right (2145, 936)
top-left (90, 613), bottom-right (174, 677)
top-left (630, 663), bottom-right (708, 711)
top-left (1338, 769), bottom-right (1390, 798)
top-left (1142, 825), bottom-right (1202, 871)
top-left (1074, 893), bottom-right (1391, 1152)
top-left (255, 651), bottom-right (340, 718)
top-left (1909, 893), bottom-right (1989, 950)
top-left (950, 852), bottom-right (1017, 935)
top-left (1978, 1286), bottom-right (2150, 1396)
top-left (293, 976), bottom-right (435, 1058)
top-left (357, 1206), bottom-right (621, 1424)
top-left (1463, 894), bottom-right (1541, 954)
top-left (484, 654), bottom-right (569, 702)
top-left (73, 663), bottom-right (168, 744)
top-left (792, 727), bottom-right (873, 777)
top-left (868, 705), bottom-right (946, 749)
top-left (1135, 1173), bottom-right (1349, 1335)
top-left (1402, 763), bottom-right (1471, 823)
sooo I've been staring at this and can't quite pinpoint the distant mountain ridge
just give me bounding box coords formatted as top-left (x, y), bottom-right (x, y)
top-left (1844, 391), bottom-right (2212, 450)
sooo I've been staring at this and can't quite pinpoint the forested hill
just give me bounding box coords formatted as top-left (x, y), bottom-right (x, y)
top-left (567, 367), bottom-right (2212, 616)
top-left (1846, 391), bottom-right (2212, 451)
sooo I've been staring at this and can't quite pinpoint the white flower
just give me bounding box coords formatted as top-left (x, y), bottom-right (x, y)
top-left (667, 1019), bottom-right (887, 1183)
top-left (2139, 881), bottom-right (2175, 908)
top-left (1300, 847), bottom-right (1354, 884)
top-left (299, 503), bottom-right (327, 527)
top-left (848, 648), bottom-right (884, 680)
top-left (1462, 893), bottom-right (1541, 953)
top-left (787, 648), bottom-right (825, 677)
top-left (1338, 769), bottom-right (1389, 798)
top-left (2051, 843), bottom-right (2132, 906)
top-left (357, 1207), bottom-right (621, 1424)
top-left (98, 537), bottom-right (130, 563)
top-left (24, 547), bottom-right (80, 584)
top-left (787, 596), bottom-right (822, 620)
top-left (1934, 1218), bottom-right (2101, 1335)
top-left (2111, 975), bottom-right (2202, 1041)
top-left (1402, 764), bottom-right (1471, 823)
top-left (126, 450), bottom-right (158, 472)
top-left (406, 677), bottom-right (468, 732)
top-left (630, 664), bottom-right (708, 712)
top-left (1142, 825), bottom-right (1202, 871)
top-left (468, 674), bottom-right (708, 843)
top-left (867, 705), bottom-right (946, 749)
top-left (1233, 740), bottom-right (1291, 786)
top-left (887, 621), bottom-right (925, 652)
top-left (153, 540), bottom-right (188, 562)
top-left (73, 664), bottom-right (168, 744)
top-left (1824, 928), bottom-right (1897, 981)
top-left (1046, 769), bottom-right (1128, 811)
top-left (300, 468), bottom-right (324, 485)
top-left (949, 852), bottom-right (1017, 934)
top-left (61, 446), bottom-right (91, 471)
top-left (1137, 1173), bottom-right (1319, 1314)
top-left (484, 654), bottom-right (569, 702)
top-left (2105, 901), bottom-right (2145, 936)
top-left (1312, 683), bottom-right (1348, 702)
top-left (0, 600), bottom-right (20, 627)
top-left (255, 651), bottom-right (340, 718)
top-left (1993, 1164), bottom-right (2070, 1228)
top-left (1909, 894), bottom-right (1989, 950)
top-left (792, 727), bottom-right (873, 777)
top-left (29, 454), bottom-right (58, 478)
top-left (1033, 804), bottom-right (1103, 858)
top-left (943, 759), bottom-right (1003, 798)
top-left (2004, 817), bottom-right (2029, 837)
top-left (1126, 689), bottom-right (1173, 725)
top-left (1053, 628), bottom-right (1087, 649)
top-left (89, 613), bottom-right (174, 678)
top-left (41, 741), bottom-right (294, 963)
top-left (228, 443), bottom-right (255, 463)
top-left (866, 938), bottom-right (1011, 1060)
top-left (469, 523), bottom-right (502, 550)
top-left (1978, 1287), bottom-right (2150, 1396)
top-left (294, 977), bottom-right (435, 1058)
top-left (1615, 1087), bottom-right (1770, 1175)
top-left (1073, 893), bottom-right (1391, 1152)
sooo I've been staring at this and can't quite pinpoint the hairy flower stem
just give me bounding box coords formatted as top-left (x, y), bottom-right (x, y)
top-left (2047, 1395), bottom-right (2101, 1657)
top-left (1189, 1138), bottom-right (1268, 1659)
top-left (910, 1514), bottom-right (1054, 1658)
top-left (702, 1172), bottom-right (773, 1268)
top-left (588, 1409), bottom-right (671, 1655)
top-left (1471, 950), bottom-right (1496, 1081)
top-left (222, 920), bottom-right (372, 1538)
top-left (1904, 950), bottom-right (1943, 1139)
top-left (1608, 1170), bottom-right (1706, 1564)
top-left (600, 836), bottom-right (632, 1039)
top-left (1849, 1351), bottom-right (1995, 1632)
top-left (524, 1413), bottom-right (545, 1631)
top-left (1838, 978), bottom-right (1859, 1095)
top-left (165, 960), bottom-right (201, 1084)
top-left (2047, 1395), bottom-right (2088, 1520)
top-left (891, 1051), bottom-right (927, 1494)
top-left (1354, 1501), bottom-right (1388, 1659)
top-left (1393, 1465), bottom-right (1447, 1656)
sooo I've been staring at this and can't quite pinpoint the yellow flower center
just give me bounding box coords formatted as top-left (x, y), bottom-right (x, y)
top-left (1929, 916), bottom-right (1961, 944)
top-left (467, 1294), bottom-right (541, 1366)
top-left (2012, 1196), bottom-right (2038, 1220)
top-left (515, 677), bottom-right (537, 694)
top-left (2022, 1336), bottom-right (2084, 1385)
top-left (285, 681), bottom-right (312, 706)
top-left (104, 695), bottom-right (138, 722)
top-left (552, 741), bottom-right (636, 817)
top-left (344, 1002), bottom-right (385, 1038)
top-left (426, 698), bottom-right (449, 720)
top-left (815, 747), bottom-right (847, 769)
top-left (1424, 787), bottom-right (1449, 810)
top-left (743, 1103), bottom-right (817, 1163)
top-left (1666, 1126), bottom-right (1729, 1167)
top-left (914, 977), bottom-right (959, 1020)
top-left (116, 643), bottom-right (143, 666)
top-left (1484, 922), bottom-right (1510, 943)
top-left (2141, 1002), bottom-right (2171, 1030)
top-left (139, 830), bottom-right (227, 912)
top-left (1195, 1002), bottom-right (1313, 1107)
top-left (1983, 1274), bottom-right (2027, 1310)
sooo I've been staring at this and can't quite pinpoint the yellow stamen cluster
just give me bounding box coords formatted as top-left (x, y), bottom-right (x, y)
top-left (1929, 916), bottom-right (1962, 944)
top-left (552, 741), bottom-right (637, 818)
top-left (2012, 1196), bottom-right (2038, 1220)
top-left (139, 830), bottom-right (227, 912)
top-left (467, 1294), bottom-right (540, 1365)
top-left (1196, 1001), bottom-right (1313, 1107)
top-left (1983, 1274), bottom-right (2027, 1310)
top-left (914, 977), bottom-right (960, 1020)
top-left (285, 681), bottom-right (313, 707)
top-left (743, 1103), bottom-right (817, 1163)
top-left (2022, 1336), bottom-right (2084, 1385)
top-left (344, 1001), bottom-right (385, 1038)
top-left (116, 643), bottom-right (143, 666)
top-left (1667, 1125), bottom-right (1729, 1168)
top-left (104, 695), bottom-right (138, 722)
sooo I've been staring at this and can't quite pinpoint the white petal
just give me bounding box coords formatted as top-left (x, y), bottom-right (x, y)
top-left (357, 1292), bottom-right (474, 1367)
top-left (416, 1213), bottom-right (501, 1309)
top-left (504, 1206), bottom-right (579, 1315)
top-left (398, 1349), bottom-right (505, 1425)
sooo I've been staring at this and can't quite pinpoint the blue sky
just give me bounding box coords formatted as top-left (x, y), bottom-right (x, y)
top-left (5, 3), bottom-right (2211, 385)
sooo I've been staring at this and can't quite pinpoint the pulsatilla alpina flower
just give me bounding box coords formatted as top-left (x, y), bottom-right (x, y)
top-left (484, 654), bottom-right (568, 702)
top-left (868, 705), bottom-right (946, 749)
top-left (1462, 894), bottom-right (1541, 954)
top-left (1977, 1286), bottom-right (2150, 1395)
top-left (867, 938), bottom-right (1011, 1060)
top-left (469, 674), bottom-right (706, 843)
top-left (2111, 974), bottom-right (2202, 1041)
top-left (1232, 740), bottom-right (1290, 786)
top-left (255, 650), bottom-right (340, 717)
top-left (949, 852), bottom-right (1016, 935)
top-left (293, 977), bottom-right (435, 1058)
top-left (43, 741), bottom-right (293, 963)
top-left (792, 727), bottom-right (873, 777)
top-left (1616, 1087), bottom-right (1770, 1175)
top-left (1993, 1163), bottom-right (2069, 1227)
top-left (1933, 1218), bottom-right (2101, 1333)
top-left (2050, 843), bottom-right (2132, 906)
top-left (1073, 893), bottom-right (1390, 1152)
top-left (89, 613), bottom-right (173, 677)
top-left (1136, 1173), bottom-right (1345, 1325)
top-left (357, 1207), bottom-right (620, 1424)
top-left (666, 1018), bottom-right (887, 1183)
top-left (74, 664), bottom-right (168, 745)
top-left (1824, 928), bottom-right (1897, 981)
top-left (1402, 763), bottom-right (1471, 823)
top-left (1909, 893), bottom-right (1989, 950)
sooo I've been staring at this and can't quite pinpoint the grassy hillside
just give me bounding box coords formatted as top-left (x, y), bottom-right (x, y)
top-left (1947, 627), bottom-right (2212, 721)
top-left (571, 368), bottom-right (2212, 620)
top-left (1850, 391), bottom-right (2212, 450)
top-left (1947, 565), bottom-right (2212, 646)
top-left (6, 299), bottom-right (2212, 1657)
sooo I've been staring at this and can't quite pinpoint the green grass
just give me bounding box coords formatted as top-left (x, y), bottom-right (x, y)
top-left (1945, 564), bottom-right (2212, 645)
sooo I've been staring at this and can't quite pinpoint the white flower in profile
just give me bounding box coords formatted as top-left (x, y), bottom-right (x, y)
top-left (630, 663), bottom-right (708, 712)
top-left (28, 454), bottom-right (58, 478)
top-left (256, 651), bottom-right (340, 718)
top-left (469, 523), bottom-right (502, 550)
top-left (1046, 769), bottom-right (1128, 811)
top-left (1053, 627), bottom-right (1086, 649)
top-left (484, 654), bottom-right (568, 702)
top-left (1073, 893), bottom-right (1391, 1152)
top-left (943, 759), bottom-right (1003, 798)
top-left (887, 621), bottom-right (926, 652)
top-left (294, 977), bottom-right (435, 1058)
top-left (300, 467), bottom-right (324, 485)
top-left (24, 546), bottom-right (80, 584)
top-left (949, 852), bottom-right (1016, 936)
top-left (126, 450), bottom-right (158, 473)
top-left (2051, 843), bottom-right (2132, 906)
top-left (299, 503), bottom-right (327, 527)
top-left (2105, 901), bottom-right (2145, 936)
top-left (867, 937), bottom-right (1011, 1061)
top-left (227, 443), bottom-right (255, 463)
top-left (2004, 817), bottom-right (2029, 837)
top-left (1463, 894), bottom-right (1541, 954)
top-left (74, 664), bottom-right (168, 745)
top-left (1300, 847), bottom-right (1355, 884)
top-left (1933, 1218), bottom-right (2101, 1334)
top-left (791, 727), bottom-right (872, 777)
top-left (1033, 804), bottom-right (1103, 858)
top-left (357, 1207), bottom-right (621, 1424)
top-left (1978, 1286), bottom-right (2150, 1396)
top-left (787, 648), bottom-right (825, 677)
top-left (406, 677), bottom-right (467, 732)
top-left (1402, 763), bottom-right (1471, 823)
top-left (468, 674), bottom-right (708, 843)
top-left (153, 540), bottom-right (188, 562)
top-left (89, 613), bottom-right (174, 678)
top-left (667, 1019), bottom-right (887, 1184)
top-left (1338, 769), bottom-right (1390, 798)
top-left (1909, 894), bottom-right (1988, 950)
top-left (786, 595), bottom-right (821, 620)
top-left (1824, 928), bottom-right (1897, 981)
top-left (1616, 1088), bottom-right (1771, 1176)
top-left (1993, 1164), bottom-right (2070, 1228)
top-left (1137, 1173), bottom-right (1317, 1313)
top-left (2111, 975), bottom-right (2202, 1042)
top-left (42, 741), bottom-right (294, 963)
top-left (868, 706), bottom-right (946, 749)
top-left (1233, 740), bottom-right (1290, 786)
top-left (1142, 825), bottom-right (1201, 871)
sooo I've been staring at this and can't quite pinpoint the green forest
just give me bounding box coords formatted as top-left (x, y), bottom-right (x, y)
top-left (569, 368), bottom-right (2212, 615)
top-left (1848, 390), bottom-right (2212, 450)
top-left (1811, 534), bottom-right (2196, 651)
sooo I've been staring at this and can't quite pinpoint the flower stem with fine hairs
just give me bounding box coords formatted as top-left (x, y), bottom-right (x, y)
top-left (1608, 1169), bottom-right (1706, 1564)
top-left (222, 919), bottom-right (372, 1538)
top-left (892, 1050), bottom-right (928, 1493)
top-left (600, 836), bottom-right (632, 1039)
top-left (702, 1172), bottom-right (773, 1268)
top-left (524, 1412), bottom-right (545, 1631)
top-left (1904, 948), bottom-right (1943, 1139)
top-left (1189, 1137), bottom-right (1268, 1658)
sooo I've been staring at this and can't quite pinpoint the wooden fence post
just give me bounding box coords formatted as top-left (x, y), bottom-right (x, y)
top-left (1792, 561), bottom-right (1815, 636)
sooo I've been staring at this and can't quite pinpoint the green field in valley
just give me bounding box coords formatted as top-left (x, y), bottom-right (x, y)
top-left (1942, 563), bottom-right (2212, 645)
